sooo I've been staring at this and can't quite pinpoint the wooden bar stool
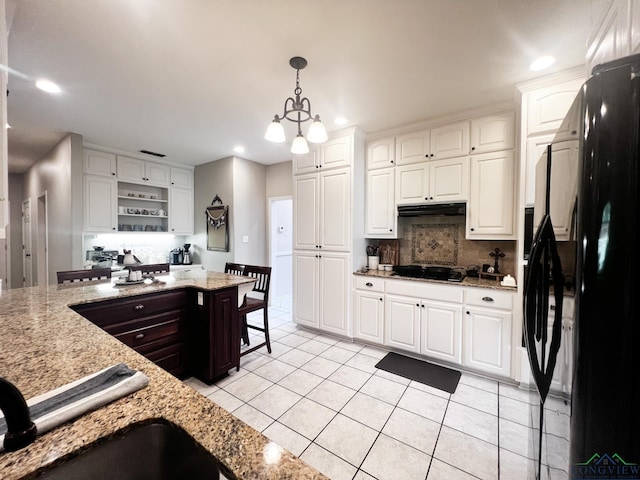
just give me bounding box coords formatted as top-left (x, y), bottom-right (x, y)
top-left (238, 265), bottom-right (272, 357)
top-left (57, 268), bottom-right (112, 284)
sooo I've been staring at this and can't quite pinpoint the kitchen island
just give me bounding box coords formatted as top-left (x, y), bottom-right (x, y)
top-left (0, 270), bottom-right (326, 479)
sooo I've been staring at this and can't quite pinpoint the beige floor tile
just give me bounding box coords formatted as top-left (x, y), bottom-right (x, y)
top-left (307, 379), bottom-right (357, 412)
top-left (300, 443), bottom-right (357, 480)
top-left (315, 414), bottom-right (378, 466)
top-left (279, 398), bottom-right (336, 440)
top-left (382, 407), bottom-right (441, 455)
top-left (248, 384), bottom-right (302, 419)
top-left (361, 434), bottom-right (432, 480)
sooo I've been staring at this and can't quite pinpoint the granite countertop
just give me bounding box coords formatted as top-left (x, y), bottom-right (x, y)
top-left (354, 269), bottom-right (518, 291)
top-left (0, 269), bottom-right (326, 480)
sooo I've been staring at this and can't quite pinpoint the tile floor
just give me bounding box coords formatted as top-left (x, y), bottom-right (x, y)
top-left (183, 295), bottom-right (569, 480)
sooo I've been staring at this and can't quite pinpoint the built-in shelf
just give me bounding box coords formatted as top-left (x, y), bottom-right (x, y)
top-left (117, 195), bottom-right (168, 203)
top-left (118, 214), bottom-right (168, 218)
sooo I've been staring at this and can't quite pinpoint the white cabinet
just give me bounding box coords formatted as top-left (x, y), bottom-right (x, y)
top-left (169, 187), bottom-right (194, 234)
top-left (548, 297), bottom-right (575, 395)
top-left (525, 133), bottom-right (554, 206)
top-left (366, 137), bottom-right (395, 170)
top-left (293, 147), bottom-right (320, 175)
top-left (321, 136), bottom-right (353, 170)
top-left (470, 112), bottom-right (515, 154)
top-left (526, 78), bottom-right (584, 136)
top-left (421, 300), bottom-right (463, 364)
top-left (430, 121), bottom-right (470, 160)
top-left (395, 130), bottom-right (430, 165)
top-left (396, 121), bottom-right (469, 165)
top-left (83, 149), bottom-right (116, 177)
top-left (170, 167), bottom-right (193, 189)
top-left (463, 288), bottom-right (513, 377)
top-left (84, 175), bottom-right (117, 232)
top-left (293, 251), bottom-right (350, 336)
top-left (353, 276), bottom-right (385, 344)
top-left (396, 157), bottom-right (468, 205)
top-left (385, 294), bottom-right (421, 353)
top-left (466, 150), bottom-right (515, 239)
top-left (587, 0), bottom-right (629, 73)
top-left (293, 168), bottom-right (351, 251)
top-left (117, 156), bottom-right (170, 187)
top-left (365, 167), bottom-right (396, 238)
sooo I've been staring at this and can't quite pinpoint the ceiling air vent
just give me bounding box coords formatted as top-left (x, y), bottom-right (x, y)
top-left (139, 149), bottom-right (166, 158)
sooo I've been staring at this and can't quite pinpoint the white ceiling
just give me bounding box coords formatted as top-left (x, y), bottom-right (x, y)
top-left (6, 0), bottom-right (605, 173)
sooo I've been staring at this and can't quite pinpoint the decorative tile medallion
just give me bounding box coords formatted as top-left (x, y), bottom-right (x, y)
top-left (411, 223), bottom-right (458, 265)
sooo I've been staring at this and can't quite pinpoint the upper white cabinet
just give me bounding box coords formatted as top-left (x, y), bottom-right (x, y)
top-left (292, 147), bottom-right (320, 175)
top-left (587, 0), bottom-right (630, 72)
top-left (470, 112), bottom-right (515, 154)
top-left (293, 173), bottom-right (319, 250)
top-left (293, 136), bottom-right (353, 174)
top-left (117, 156), bottom-right (170, 187)
top-left (83, 149), bottom-right (116, 177)
top-left (466, 150), bottom-right (515, 239)
top-left (396, 157), bottom-right (468, 205)
top-left (84, 175), bottom-right (117, 232)
top-left (366, 137), bottom-right (396, 170)
top-left (169, 187), bottom-right (194, 235)
top-left (525, 133), bottom-right (554, 206)
top-left (395, 130), bottom-right (430, 165)
top-left (396, 121), bottom-right (469, 165)
top-left (170, 167), bottom-right (193, 189)
top-left (526, 78), bottom-right (584, 135)
top-left (430, 121), bottom-right (470, 160)
top-left (365, 167), bottom-right (396, 238)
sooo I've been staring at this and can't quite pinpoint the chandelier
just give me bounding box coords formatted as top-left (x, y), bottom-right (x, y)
top-left (264, 56), bottom-right (328, 154)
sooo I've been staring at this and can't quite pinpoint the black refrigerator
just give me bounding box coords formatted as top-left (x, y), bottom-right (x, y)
top-left (524, 54), bottom-right (640, 479)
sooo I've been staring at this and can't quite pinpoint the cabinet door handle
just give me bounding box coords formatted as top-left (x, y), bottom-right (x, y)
top-left (389, 229), bottom-right (393, 232)
top-left (470, 228), bottom-right (475, 232)
top-left (390, 160), bottom-right (394, 164)
top-left (379, 298), bottom-right (383, 301)
top-left (471, 146), bottom-right (476, 151)
top-left (416, 303), bottom-right (420, 307)
top-left (366, 282), bottom-right (373, 287)
top-left (466, 310), bottom-right (470, 314)
top-left (134, 333), bottom-right (145, 340)
top-left (482, 297), bottom-right (494, 303)
top-left (133, 304), bottom-right (145, 311)
top-left (421, 304), bottom-right (425, 308)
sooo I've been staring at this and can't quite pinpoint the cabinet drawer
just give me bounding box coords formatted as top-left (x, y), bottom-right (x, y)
top-left (74, 290), bottom-right (188, 326)
top-left (145, 342), bottom-right (188, 378)
top-left (464, 288), bottom-right (513, 310)
top-left (109, 310), bottom-right (186, 349)
top-left (354, 276), bottom-right (385, 292)
top-left (386, 279), bottom-right (463, 303)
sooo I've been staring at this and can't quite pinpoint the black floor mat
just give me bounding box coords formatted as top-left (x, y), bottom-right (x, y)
top-left (375, 352), bottom-right (461, 394)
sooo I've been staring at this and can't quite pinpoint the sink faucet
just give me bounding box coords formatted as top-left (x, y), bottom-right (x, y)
top-left (0, 377), bottom-right (37, 451)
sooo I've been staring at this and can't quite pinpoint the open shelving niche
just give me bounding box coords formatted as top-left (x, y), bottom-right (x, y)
top-left (117, 181), bottom-right (169, 232)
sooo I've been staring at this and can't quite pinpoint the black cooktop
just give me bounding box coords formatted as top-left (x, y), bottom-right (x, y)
top-left (392, 265), bottom-right (466, 282)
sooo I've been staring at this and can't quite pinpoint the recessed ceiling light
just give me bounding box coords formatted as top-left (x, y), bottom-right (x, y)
top-left (233, 145), bottom-right (245, 154)
top-left (529, 56), bottom-right (555, 71)
top-left (334, 117), bottom-right (348, 126)
top-left (35, 78), bottom-right (61, 94)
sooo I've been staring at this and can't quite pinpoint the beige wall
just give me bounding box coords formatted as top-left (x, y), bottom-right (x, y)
top-left (8, 172), bottom-right (22, 287)
top-left (266, 161), bottom-right (292, 199)
top-left (232, 157), bottom-right (266, 265)
top-left (22, 133), bottom-right (83, 284)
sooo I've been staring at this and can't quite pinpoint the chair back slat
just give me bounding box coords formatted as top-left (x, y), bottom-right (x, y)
top-left (224, 262), bottom-right (245, 276)
top-left (243, 265), bottom-right (271, 300)
top-left (128, 263), bottom-right (170, 275)
top-left (57, 268), bottom-right (112, 284)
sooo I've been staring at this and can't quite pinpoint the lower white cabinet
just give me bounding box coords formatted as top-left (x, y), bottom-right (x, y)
top-left (462, 288), bottom-right (512, 377)
top-left (294, 251), bottom-right (350, 336)
top-left (421, 300), bottom-right (463, 364)
top-left (84, 175), bottom-right (117, 232)
top-left (385, 294), bottom-right (421, 353)
top-left (353, 276), bottom-right (385, 344)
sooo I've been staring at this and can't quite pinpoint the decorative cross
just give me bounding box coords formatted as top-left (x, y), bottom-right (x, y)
top-left (489, 247), bottom-right (505, 274)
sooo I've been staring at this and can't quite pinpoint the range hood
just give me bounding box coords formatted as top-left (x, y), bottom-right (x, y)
top-left (397, 202), bottom-right (466, 217)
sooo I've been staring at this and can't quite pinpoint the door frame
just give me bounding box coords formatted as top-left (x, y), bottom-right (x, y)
top-left (268, 195), bottom-right (293, 304)
top-left (35, 191), bottom-right (49, 286)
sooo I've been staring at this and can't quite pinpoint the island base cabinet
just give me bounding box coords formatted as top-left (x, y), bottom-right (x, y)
top-left (463, 306), bottom-right (511, 377)
top-left (190, 287), bottom-right (240, 384)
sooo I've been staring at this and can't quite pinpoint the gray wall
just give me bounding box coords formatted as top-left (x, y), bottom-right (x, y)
top-left (8, 172), bottom-right (23, 288)
top-left (22, 133), bottom-right (83, 284)
top-left (266, 161), bottom-right (292, 198)
top-left (232, 157), bottom-right (266, 265)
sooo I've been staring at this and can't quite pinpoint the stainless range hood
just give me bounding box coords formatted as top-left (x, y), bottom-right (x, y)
top-left (397, 202), bottom-right (466, 217)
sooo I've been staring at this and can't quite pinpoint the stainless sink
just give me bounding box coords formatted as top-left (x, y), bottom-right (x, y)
top-left (34, 419), bottom-right (228, 479)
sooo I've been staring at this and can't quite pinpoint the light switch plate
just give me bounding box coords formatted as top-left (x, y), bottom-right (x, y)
top-left (242, 235), bottom-right (249, 243)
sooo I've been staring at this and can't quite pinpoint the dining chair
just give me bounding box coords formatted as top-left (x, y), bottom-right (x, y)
top-left (224, 262), bottom-right (245, 276)
top-left (127, 263), bottom-right (171, 275)
top-left (57, 268), bottom-right (112, 284)
top-left (238, 265), bottom-right (272, 357)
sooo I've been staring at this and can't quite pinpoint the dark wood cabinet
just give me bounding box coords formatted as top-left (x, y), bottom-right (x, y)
top-left (71, 286), bottom-right (239, 383)
top-left (189, 287), bottom-right (239, 384)
top-left (72, 290), bottom-right (189, 378)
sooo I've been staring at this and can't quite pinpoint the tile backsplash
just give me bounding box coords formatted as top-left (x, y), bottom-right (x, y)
top-left (383, 216), bottom-right (516, 275)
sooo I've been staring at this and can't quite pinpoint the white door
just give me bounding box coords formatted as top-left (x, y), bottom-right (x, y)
top-left (293, 251), bottom-right (318, 328)
top-left (22, 199), bottom-right (32, 287)
top-left (293, 173), bottom-right (319, 250)
top-left (116, 156), bottom-right (146, 183)
top-left (470, 112), bottom-right (515, 154)
top-left (145, 162), bottom-right (171, 187)
top-left (396, 163), bottom-right (429, 204)
top-left (430, 121), bottom-right (470, 160)
top-left (463, 306), bottom-right (511, 376)
top-left (354, 290), bottom-right (384, 344)
top-left (421, 300), bottom-right (462, 364)
top-left (320, 136), bottom-right (351, 170)
top-left (169, 187), bottom-right (194, 234)
top-left (84, 175), bottom-right (117, 232)
top-left (318, 253), bottom-right (350, 336)
top-left (170, 167), bottom-right (193, 189)
top-left (365, 167), bottom-right (396, 237)
top-left (429, 157), bottom-right (469, 202)
top-left (367, 138), bottom-right (396, 170)
top-left (395, 129), bottom-right (430, 165)
top-left (270, 197), bottom-right (293, 301)
top-left (83, 149), bottom-right (116, 177)
top-left (293, 148), bottom-right (319, 174)
top-left (385, 294), bottom-right (421, 353)
top-left (319, 168), bottom-right (350, 251)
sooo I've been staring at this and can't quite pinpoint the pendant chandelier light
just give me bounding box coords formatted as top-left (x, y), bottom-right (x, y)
top-left (265, 56), bottom-right (328, 154)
